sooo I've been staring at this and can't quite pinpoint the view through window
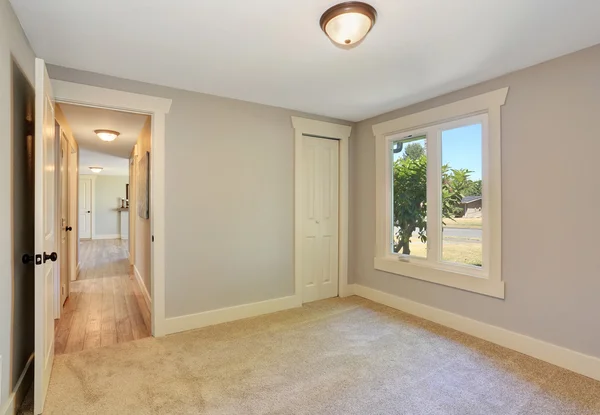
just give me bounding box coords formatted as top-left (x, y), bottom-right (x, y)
top-left (391, 135), bottom-right (427, 258)
top-left (441, 123), bottom-right (483, 267)
top-left (390, 123), bottom-right (484, 268)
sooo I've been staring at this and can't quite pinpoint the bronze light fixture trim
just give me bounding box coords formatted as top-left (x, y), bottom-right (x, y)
top-left (320, 2), bottom-right (377, 46)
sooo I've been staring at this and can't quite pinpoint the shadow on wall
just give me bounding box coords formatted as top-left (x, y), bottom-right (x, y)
top-left (11, 59), bottom-right (36, 409)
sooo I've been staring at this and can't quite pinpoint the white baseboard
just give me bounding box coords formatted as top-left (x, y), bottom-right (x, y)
top-left (340, 282), bottom-right (355, 297)
top-left (0, 354), bottom-right (33, 415)
top-left (92, 234), bottom-right (121, 240)
top-left (164, 295), bottom-right (301, 336)
top-left (352, 284), bottom-right (600, 382)
top-left (133, 265), bottom-right (152, 311)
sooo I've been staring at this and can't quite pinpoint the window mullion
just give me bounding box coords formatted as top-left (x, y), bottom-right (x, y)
top-left (426, 128), bottom-right (441, 264)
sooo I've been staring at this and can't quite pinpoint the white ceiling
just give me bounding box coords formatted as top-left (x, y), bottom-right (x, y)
top-left (58, 103), bottom-right (148, 175)
top-left (11, 0), bottom-right (600, 121)
top-left (79, 148), bottom-right (129, 176)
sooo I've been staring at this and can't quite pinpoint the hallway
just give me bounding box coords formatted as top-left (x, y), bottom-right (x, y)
top-left (54, 239), bottom-right (150, 355)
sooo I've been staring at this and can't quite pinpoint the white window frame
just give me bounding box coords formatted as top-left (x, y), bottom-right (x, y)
top-left (373, 88), bottom-right (508, 299)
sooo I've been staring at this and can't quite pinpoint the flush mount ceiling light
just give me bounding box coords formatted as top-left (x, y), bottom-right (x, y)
top-left (89, 167), bottom-right (103, 173)
top-left (94, 129), bottom-right (120, 142)
top-left (320, 1), bottom-right (377, 46)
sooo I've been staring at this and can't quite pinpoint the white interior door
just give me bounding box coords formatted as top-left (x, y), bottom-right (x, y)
top-left (34, 58), bottom-right (57, 415)
top-left (302, 136), bottom-right (339, 303)
top-left (79, 178), bottom-right (92, 239)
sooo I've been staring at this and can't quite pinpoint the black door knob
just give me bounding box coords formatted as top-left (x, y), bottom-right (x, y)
top-left (22, 254), bottom-right (42, 265)
top-left (66, 226), bottom-right (73, 231)
top-left (43, 252), bottom-right (58, 263)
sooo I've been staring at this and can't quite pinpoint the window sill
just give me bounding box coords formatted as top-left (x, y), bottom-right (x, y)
top-left (374, 257), bottom-right (505, 299)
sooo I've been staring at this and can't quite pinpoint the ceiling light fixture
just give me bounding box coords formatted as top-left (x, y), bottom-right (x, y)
top-left (89, 167), bottom-right (103, 173)
top-left (94, 129), bottom-right (120, 142)
top-left (320, 2), bottom-right (377, 47)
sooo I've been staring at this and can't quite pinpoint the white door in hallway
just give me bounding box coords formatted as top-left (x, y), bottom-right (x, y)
top-left (301, 136), bottom-right (339, 303)
top-left (79, 178), bottom-right (92, 239)
top-left (34, 58), bottom-right (57, 415)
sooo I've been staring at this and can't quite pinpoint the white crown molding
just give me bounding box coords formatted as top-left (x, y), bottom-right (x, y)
top-left (372, 87), bottom-right (508, 136)
top-left (291, 116), bottom-right (351, 139)
top-left (52, 80), bottom-right (172, 114)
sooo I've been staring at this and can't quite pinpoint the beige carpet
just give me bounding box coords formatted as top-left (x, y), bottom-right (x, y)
top-left (33, 297), bottom-right (600, 414)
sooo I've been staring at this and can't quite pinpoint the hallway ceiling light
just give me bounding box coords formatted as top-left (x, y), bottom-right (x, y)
top-left (320, 2), bottom-right (377, 46)
top-left (94, 129), bottom-right (120, 142)
top-left (89, 167), bottom-right (103, 173)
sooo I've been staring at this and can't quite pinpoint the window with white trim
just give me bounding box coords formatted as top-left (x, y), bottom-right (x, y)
top-left (373, 89), bottom-right (507, 298)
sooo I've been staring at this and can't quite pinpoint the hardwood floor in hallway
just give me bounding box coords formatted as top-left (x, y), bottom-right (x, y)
top-left (55, 239), bottom-right (151, 355)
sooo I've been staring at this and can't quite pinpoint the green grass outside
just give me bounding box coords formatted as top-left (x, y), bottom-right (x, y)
top-left (443, 217), bottom-right (482, 229)
top-left (406, 242), bottom-right (482, 267)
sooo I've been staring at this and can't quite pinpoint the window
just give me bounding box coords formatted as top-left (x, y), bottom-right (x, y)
top-left (373, 88), bottom-right (507, 298)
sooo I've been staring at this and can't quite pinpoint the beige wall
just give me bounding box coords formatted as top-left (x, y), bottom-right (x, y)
top-left (351, 44), bottom-right (600, 359)
top-left (133, 118), bottom-right (152, 295)
top-left (55, 104), bottom-right (78, 152)
top-left (0, 0), bottom-right (36, 406)
top-left (92, 175), bottom-right (129, 237)
top-left (55, 104), bottom-right (79, 282)
top-left (47, 64), bottom-right (351, 319)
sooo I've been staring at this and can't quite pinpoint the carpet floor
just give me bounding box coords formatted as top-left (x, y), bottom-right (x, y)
top-left (32, 297), bottom-right (600, 414)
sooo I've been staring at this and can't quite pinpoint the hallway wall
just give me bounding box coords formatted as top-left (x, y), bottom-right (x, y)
top-left (134, 118), bottom-right (151, 296)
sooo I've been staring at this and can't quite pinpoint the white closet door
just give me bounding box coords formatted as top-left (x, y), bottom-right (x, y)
top-left (302, 136), bottom-right (339, 303)
top-left (79, 178), bottom-right (92, 239)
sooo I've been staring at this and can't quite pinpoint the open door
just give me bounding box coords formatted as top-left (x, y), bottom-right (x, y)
top-left (34, 58), bottom-right (57, 415)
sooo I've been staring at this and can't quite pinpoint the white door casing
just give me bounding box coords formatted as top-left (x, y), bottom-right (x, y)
top-left (51, 80), bottom-right (172, 336)
top-left (68, 143), bottom-right (78, 281)
top-left (78, 177), bottom-right (92, 239)
top-left (59, 133), bottom-right (69, 308)
top-left (34, 58), bottom-right (56, 415)
top-left (301, 136), bottom-right (340, 303)
top-left (129, 151), bottom-right (136, 264)
top-left (292, 116), bottom-right (351, 304)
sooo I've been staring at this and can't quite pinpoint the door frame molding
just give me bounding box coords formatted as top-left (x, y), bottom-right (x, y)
top-left (291, 117), bottom-right (352, 303)
top-left (68, 141), bottom-right (78, 283)
top-left (52, 80), bottom-right (172, 337)
top-left (53, 129), bottom-right (71, 319)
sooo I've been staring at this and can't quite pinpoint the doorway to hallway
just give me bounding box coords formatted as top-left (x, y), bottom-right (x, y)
top-left (55, 239), bottom-right (150, 354)
top-left (53, 102), bottom-right (152, 355)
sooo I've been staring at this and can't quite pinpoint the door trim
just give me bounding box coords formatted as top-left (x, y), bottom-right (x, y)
top-left (292, 117), bottom-right (352, 304)
top-left (53, 129), bottom-right (70, 319)
top-left (52, 80), bottom-right (172, 337)
top-left (68, 142), bottom-right (78, 282)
